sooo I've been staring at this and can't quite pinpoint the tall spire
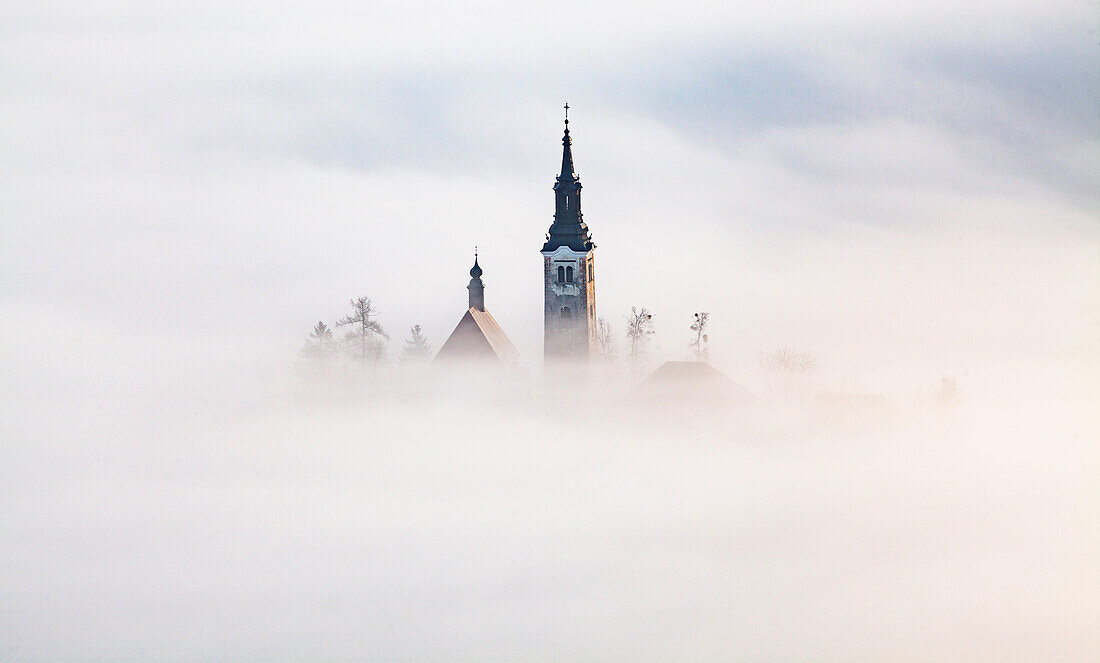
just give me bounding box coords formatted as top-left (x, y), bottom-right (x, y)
top-left (543, 104), bottom-right (593, 253)
top-left (559, 103), bottom-right (576, 181)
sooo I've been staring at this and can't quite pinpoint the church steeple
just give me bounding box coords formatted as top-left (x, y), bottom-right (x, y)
top-left (435, 248), bottom-right (519, 366)
top-left (541, 105), bottom-right (597, 363)
top-left (467, 249), bottom-right (485, 311)
top-left (543, 104), bottom-right (594, 253)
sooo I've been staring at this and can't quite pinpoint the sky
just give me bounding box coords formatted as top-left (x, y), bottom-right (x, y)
top-left (1, 1), bottom-right (1098, 660)
top-left (2, 0), bottom-right (1096, 381)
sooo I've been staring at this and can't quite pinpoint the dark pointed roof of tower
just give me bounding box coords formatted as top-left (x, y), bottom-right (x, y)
top-left (559, 105), bottom-right (576, 182)
top-left (469, 251), bottom-right (482, 278)
top-left (543, 104), bottom-right (594, 253)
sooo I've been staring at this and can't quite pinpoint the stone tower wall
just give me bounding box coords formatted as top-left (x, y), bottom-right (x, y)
top-left (543, 248), bottom-right (595, 360)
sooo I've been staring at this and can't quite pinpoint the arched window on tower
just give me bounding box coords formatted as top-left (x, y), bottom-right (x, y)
top-left (561, 306), bottom-right (571, 318)
top-left (557, 266), bottom-right (565, 283)
top-left (566, 266), bottom-right (574, 283)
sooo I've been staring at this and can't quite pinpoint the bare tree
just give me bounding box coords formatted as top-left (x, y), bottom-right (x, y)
top-left (337, 296), bottom-right (389, 364)
top-left (934, 374), bottom-right (959, 410)
top-left (596, 317), bottom-right (616, 363)
top-left (759, 345), bottom-right (816, 396)
top-left (625, 306), bottom-right (655, 381)
top-left (402, 324), bottom-right (432, 361)
top-left (689, 312), bottom-right (710, 362)
top-left (299, 321), bottom-right (338, 361)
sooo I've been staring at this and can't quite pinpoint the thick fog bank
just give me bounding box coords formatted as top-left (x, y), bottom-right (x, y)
top-left (1, 348), bottom-right (1095, 662)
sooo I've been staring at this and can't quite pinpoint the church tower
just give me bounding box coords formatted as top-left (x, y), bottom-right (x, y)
top-left (542, 105), bottom-right (596, 361)
top-left (434, 252), bottom-right (519, 366)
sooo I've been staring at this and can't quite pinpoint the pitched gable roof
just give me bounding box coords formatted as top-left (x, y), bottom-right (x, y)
top-left (636, 361), bottom-right (755, 405)
top-left (467, 308), bottom-right (519, 363)
top-left (434, 307), bottom-right (519, 365)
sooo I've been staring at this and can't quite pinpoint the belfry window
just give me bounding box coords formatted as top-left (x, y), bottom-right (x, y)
top-left (566, 266), bottom-right (574, 283)
top-left (557, 266), bottom-right (565, 283)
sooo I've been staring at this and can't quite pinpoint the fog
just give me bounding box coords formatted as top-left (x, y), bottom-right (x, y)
top-left (2, 0), bottom-right (1098, 660)
top-left (2, 349), bottom-right (1096, 660)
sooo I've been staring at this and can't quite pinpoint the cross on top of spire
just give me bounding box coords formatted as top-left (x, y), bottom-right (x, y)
top-left (564, 103), bottom-right (569, 127)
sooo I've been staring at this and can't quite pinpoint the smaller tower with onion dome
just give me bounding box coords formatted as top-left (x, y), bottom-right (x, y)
top-left (467, 252), bottom-right (484, 311)
top-left (434, 251), bottom-right (519, 366)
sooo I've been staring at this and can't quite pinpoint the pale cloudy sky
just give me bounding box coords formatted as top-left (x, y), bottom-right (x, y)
top-left (1, 3), bottom-right (1098, 660)
top-left (3, 0), bottom-right (1097, 383)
